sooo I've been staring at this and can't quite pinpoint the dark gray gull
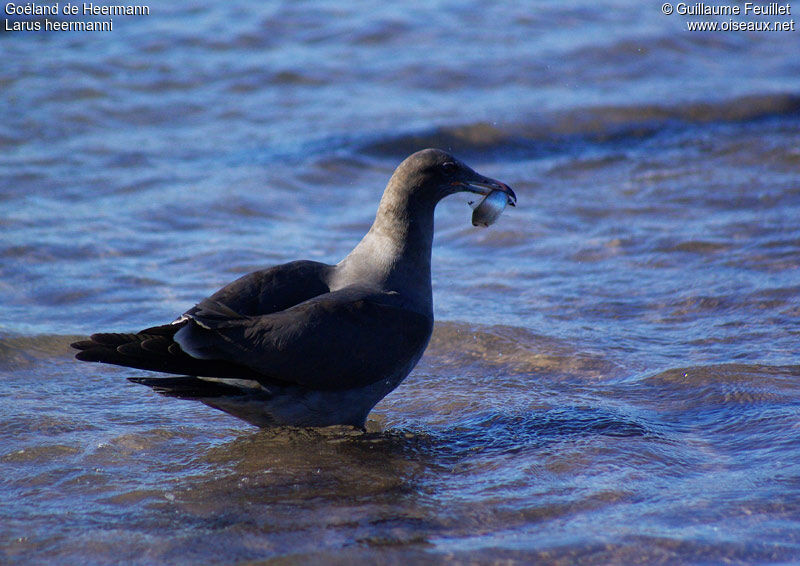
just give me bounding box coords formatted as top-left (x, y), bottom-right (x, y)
top-left (72, 148), bottom-right (516, 428)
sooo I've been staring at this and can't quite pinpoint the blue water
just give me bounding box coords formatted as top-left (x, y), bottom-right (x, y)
top-left (2, 2), bottom-right (800, 563)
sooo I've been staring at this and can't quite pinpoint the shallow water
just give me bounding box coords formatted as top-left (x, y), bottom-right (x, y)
top-left (2, 1), bottom-right (800, 564)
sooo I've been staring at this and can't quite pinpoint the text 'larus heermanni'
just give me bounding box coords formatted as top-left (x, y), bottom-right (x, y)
top-left (72, 149), bottom-right (517, 428)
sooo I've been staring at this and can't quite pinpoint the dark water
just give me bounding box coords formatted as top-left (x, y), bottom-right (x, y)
top-left (2, 2), bottom-right (800, 564)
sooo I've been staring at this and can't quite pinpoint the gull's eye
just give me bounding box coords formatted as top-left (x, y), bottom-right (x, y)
top-left (441, 162), bottom-right (458, 175)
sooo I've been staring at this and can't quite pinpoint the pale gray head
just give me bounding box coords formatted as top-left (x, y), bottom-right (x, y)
top-left (385, 148), bottom-right (517, 210)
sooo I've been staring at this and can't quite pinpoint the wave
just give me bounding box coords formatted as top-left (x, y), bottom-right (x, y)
top-left (358, 92), bottom-right (800, 158)
top-left (1, 322), bottom-right (614, 378)
top-left (640, 363), bottom-right (800, 404)
top-left (0, 332), bottom-right (79, 372)
top-left (424, 320), bottom-right (621, 380)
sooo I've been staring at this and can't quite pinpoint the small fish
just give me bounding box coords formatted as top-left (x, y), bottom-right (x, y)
top-left (471, 190), bottom-right (509, 227)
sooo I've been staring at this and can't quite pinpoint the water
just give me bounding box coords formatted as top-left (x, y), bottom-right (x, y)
top-left (2, 1), bottom-right (800, 563)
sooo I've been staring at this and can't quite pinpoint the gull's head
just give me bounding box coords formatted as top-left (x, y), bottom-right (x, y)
top-left (389, 148), bottom-right (517, 216)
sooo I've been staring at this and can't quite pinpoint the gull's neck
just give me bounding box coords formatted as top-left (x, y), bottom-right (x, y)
top-left (330, 179), bottom-right (436, 315)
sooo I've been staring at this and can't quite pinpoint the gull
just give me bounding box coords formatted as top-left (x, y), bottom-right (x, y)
top-left (72, 149), bottom-right (516, 427)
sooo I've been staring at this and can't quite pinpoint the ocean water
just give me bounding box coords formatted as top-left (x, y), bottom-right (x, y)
top-left (2, 1), bottom-right (800, 564)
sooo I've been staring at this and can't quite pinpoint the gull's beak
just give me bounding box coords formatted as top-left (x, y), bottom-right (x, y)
top-left (453, 177), bottom-right (517, 207)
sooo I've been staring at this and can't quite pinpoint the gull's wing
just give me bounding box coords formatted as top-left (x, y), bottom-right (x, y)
top-left (73, 259), bottom-right (333, 380)
top-left (73, 258), bottom-right (433, 391)
top-left (183, 259), bottom-right (332, 318)
top-left (174, 285), bottom-right (433, 391)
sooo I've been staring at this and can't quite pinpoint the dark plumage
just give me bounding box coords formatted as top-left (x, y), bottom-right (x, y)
top-left (72, 148), bottom-right (516, 427)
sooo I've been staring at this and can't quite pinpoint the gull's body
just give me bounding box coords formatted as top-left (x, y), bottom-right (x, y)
top-left (72, 149), bottom-right (516, 427)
